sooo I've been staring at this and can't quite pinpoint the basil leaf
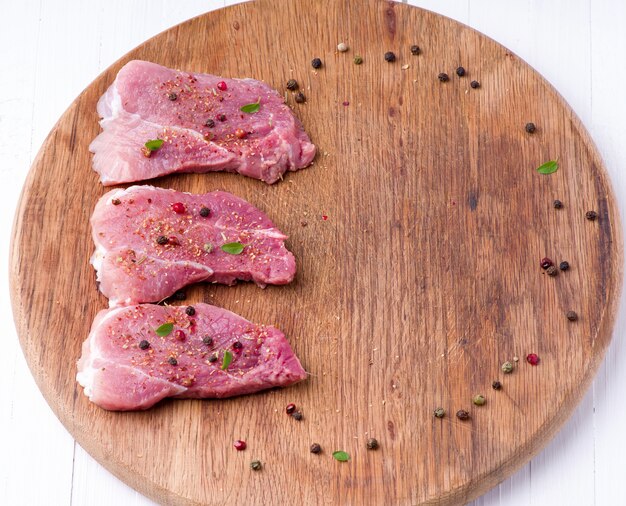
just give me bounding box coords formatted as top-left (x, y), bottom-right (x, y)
top-left (155, 322), bottom-right (174, 337)
top-left (332, 451), bottom-right (350, 462)
top-left (221, 242), bottom-right (244, 255)
top-left (536, 160), bottom-right (558, 174)
top-left (221, 350), bottom-right (233, 370)
top-left (145, 139), bottom-right (164, 151)
top-left (240, 100), bottom-right (260, 114)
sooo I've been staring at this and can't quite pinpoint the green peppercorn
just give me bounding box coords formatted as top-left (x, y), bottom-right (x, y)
top-left (456, 409), bottom-right (470, 420)
top-left (502, 361), bottom-right (514, 374)
top-left (366, 438), bottom-right (379, 450)
top-left (433, 407), bottom-right (445, 418)
top-left (250, 460), bottom-right (262, 471)
top-left (472, 394), bottom-right (486, 406)
top-left (286, 79), bottom-right (298, 91)
top-left (353, 55), bottom-right (363, 65)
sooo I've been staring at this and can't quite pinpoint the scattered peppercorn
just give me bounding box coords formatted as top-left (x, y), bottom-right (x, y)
top-left (233, 440), bottom-right (247, 451)
top-left (205, 119), bottom-right (215, 128)
top-left (470, 80), bottom-right (480, 89)
top-left (168, 92), bottom-right (178, 101)
top-left (171, 202), bottom-right (186, 214)
top-left (586, 210), bottom-right (598, 221)
top-left (168, 236), bottom-right (180, 246)
top-left (456, 410), bottom-right (470, 421)
top-left (217, 81), bottom-right (228, 91)
top-left (185, 306), bottom-right (196, 316)
top-left (286, 79), bottom-right (298, 91)
top-left (139, 340), bottom-right (150, 350)
top-left (559, 261), bottom-right (570, 271)
top-left (111, 198), bottom-right (121, 206)
top-left (208, 353), bottom-right (218, 363)
top-left (168, 357), bottom-right (178, 366)
top-left (310, 443), bottom-right (322, 454)
top-left (353, 55), bottom-right (363, 65)
top-left (525, 122), bottom-right (536, 133)
top-left (286, 403), bottom-right (296, 414)
top-left (553, 199), bottom-right (563, 209)
top-left (410, 45), bottom-right (421, 55)
top-left (546, 265), bottom-right (558, 277)
top-left (513, 356), bottom-right (519, 362)
top-left (337, 42), bottom-right (348, 52)
top-left (174, 330), bottom-right (186, 341)
top-left (366, 438), bottom-right (379, 450)
top-left (384, 51), bottom-right (396, 62)
top-left (217, 113), bottom-right (227, 122)
top-left (295, 92), bottom-right (306, 103)
top-left (292, 411), bottom-right (303, 421)
top-left (173, 291), bottom-right (186, 300)
top-left (250, 460), bottom-right (262, 471)
top-left (472, 394), bottom-right (486, 406)
top-left (311, 57), bottom-right (323, 69)
top-left (567, 310), bottom-right (578, 321)
top-left (233, 341), bottom-right (243, 350)
top-left (438, 72), bottom-right (449, 82)
top-left (492, 381), bottom-right (502, 390)
top-left (156, 235), bottom-right (169, 245)
top-left (456, 66), bottom-right (466, 77)
top-left (502, 361), bottom-right (514, 374)
top-left (199, 207), bottom-right (210, 217)
top-left (235, 128), bottom-right (247, 139)
top-left (526, 353), bottom-right (540, 365)
top-left (540, 257), bottom-right (554, 269)
top-left (203, 336), bottom-right (213, 346)
top-left (433, 407), bottom-right (445, 418)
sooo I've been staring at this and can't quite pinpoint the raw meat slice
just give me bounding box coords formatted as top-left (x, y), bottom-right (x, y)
top-left (77, 303), bottom-right (306, 410)
top-left (91, 185), bottom-right (296, 307)
top-left (89, 60), bottom-right (316, 185)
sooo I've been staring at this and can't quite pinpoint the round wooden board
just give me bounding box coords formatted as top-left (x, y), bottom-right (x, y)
top-left (10, 0), bottom-right (623, 504)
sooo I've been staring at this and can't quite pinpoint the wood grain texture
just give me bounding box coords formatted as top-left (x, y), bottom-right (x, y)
top-left (9, 1), bottom-right (623, 504)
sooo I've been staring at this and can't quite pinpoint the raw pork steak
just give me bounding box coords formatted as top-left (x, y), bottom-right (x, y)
top-left (92, 185), bottom-right (296, 307)
top-left (77, 303), bottom-right (306, 410)
top-left (90, 60), bottom-right (316, 185)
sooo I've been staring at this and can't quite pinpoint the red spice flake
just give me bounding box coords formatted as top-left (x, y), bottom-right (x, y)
top-left (217, 113), bottom-right (227, 122)
top-left (233, 440), bottom-right (247, 451)
top-left (322, 215), bottom-right (328, 221)
top-left (168, 236), bottom-right (180, 246)
top-left (141, 147), bottom-right (152, 158)
top-left (540, 257), bottom-right (553, 270)
top-left (235, 128), bottom-right (247, 139)
top-left (111, 198), bottom-right (121, 206)
top-left (174, 330), bottom-right (186, 341)
top-left (171, 202), bottom-right (186, 214)
top-left (285, 403), bottom-right (296, 414)
top-left (526, 353), bottom-right (540, 365)
top-left (217, 81), bottom-right (228, 91)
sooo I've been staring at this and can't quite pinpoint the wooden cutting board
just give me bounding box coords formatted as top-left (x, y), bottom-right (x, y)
top-left (10, 0), bottom-right (623, 504)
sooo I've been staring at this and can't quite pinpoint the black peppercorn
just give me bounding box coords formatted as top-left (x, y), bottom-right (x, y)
top-left (286, 79), bottom-right (298, 91)
top-left (208, 353), bottom-right (218, 363)
top-left (438, 72), bottom-right (449, 82)
top-left (470, 80), bottom-right (480, 89)
top-left (291, 411), bottom-right (303, 421)
top-left (456, 409), bottom-right (470, 420)
top-left (111, 198), bottom-right (121, 206)
top-left (311, 57), bottom-right (322, 69)
top-left (168, 357), bottom-right (178, 366)
top-left (199, 207), bottom-right (210, 217)
top-left (310, 443), bottom-right (322, 454)
top-left (559, 261), bottom-right (570, 271)
top-left (173, 291), bottom-right (186, 301)
top-left (546, 265), bottom-right (558, 277)
top-left (492, 380), bottom-right (502, 390)
top-left (553, 199), bottom-right (563, 209)
top-left (139, 340), bottom-right (150, 350)
top-left (185, 306), bottom-right (196, 316)
top-left (294, 92), bottom-right (306, 104)
top-left (233, 341), bottom-right (243, 350)
top-left (217, 113), bottom-right (226, 122)
top-left (384, 51), bottom-right (396, 62)
top-left (410, 45), bottom-right (421, 55)
top-left (366, 438), bottom-right (379, 450)
top-left (525, 122), bottom-right (536, 133)
top-left (203, 336), bottom-right (213, 346)
top-left (456, 66), bottom-right (465, 77)
top-left (567, 310), bottom-right (578, 321)
top-left (205, 119), bottom-right (215, 128)
top-left (168, 92), bottom-right (177, 101)
top-left (586, 210), bottom-right (598, 221)
top-left (156, 235), bottom-right (169, 245)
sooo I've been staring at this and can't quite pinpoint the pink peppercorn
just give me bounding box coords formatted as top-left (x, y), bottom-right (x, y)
top-left (174, 330), bottom-right (186, 341)
top-left (217, 81), bottom-right (228, 91)
top-left (168, 236), bottom-right (180, 246)
top-left (171, 202), bottom-right (186, 214)
top-left (233, 440), bottom-right (246, 451)
top-left (526, 353), bottom-right (540, 365)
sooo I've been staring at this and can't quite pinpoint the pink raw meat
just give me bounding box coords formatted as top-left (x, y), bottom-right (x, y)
top-left (77, 303), bottom-right (306, 410)
top-left (90, 60), bottom-right (316, 185)
top-left (91, 185), bottom-right (296, 307)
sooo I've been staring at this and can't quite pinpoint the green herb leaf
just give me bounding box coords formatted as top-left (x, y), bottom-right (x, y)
top-left (221, 350), bottom-right (233, 370)
top-left (145, 139), bottom-right (164, 151)
top-left (221, 242), bottom-right (244, 255)
top-left (155, 322), bottom-right (174, 337)
top-left (332, 451), bottom-right (350, 462)
top-left (536, 159), bottom-right (558, 175)
top-left (240, 100), bottom-right (260, 114)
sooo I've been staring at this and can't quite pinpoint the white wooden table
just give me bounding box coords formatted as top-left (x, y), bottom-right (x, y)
top-left (2, 1), bottom-right (625, 504)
